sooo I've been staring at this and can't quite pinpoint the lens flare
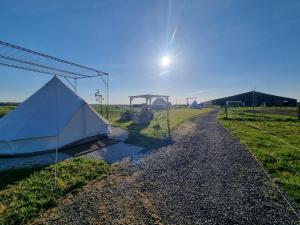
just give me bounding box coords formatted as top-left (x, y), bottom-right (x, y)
top-left (161, 56), bottom-right (171, 67)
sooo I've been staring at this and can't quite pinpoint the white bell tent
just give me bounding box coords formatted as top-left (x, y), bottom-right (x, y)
top-left (0, 76), bottom-right (111, 156)
top-left (190, 100), bottom-right (200, 109)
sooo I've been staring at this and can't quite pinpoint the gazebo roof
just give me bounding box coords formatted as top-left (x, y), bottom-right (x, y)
top-left (129, 94), bottom-right (169, 99)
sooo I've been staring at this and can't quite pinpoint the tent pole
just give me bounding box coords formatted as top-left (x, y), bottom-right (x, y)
top-left (106, 75), bottom-right (109, 118)
top-left (54, 75), bottom-right (59, 186)
top-left (74, 78), bottom-right (77, 93)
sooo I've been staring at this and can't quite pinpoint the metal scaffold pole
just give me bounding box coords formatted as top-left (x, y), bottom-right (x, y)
top-left (106, 75), bottom-right (109, 119)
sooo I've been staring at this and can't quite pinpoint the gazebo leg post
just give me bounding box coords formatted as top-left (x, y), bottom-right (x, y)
top-left (166, 97), bottom-right (171, 140)
top-left (130, 97), bottom-right (133, 119)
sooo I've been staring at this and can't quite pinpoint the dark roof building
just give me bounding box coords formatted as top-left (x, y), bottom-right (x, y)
top-left (204, 91), bottom-right (297, 107)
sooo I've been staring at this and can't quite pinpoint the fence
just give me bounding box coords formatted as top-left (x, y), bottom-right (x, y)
top-left (224, 105), bottom-right (300, 120)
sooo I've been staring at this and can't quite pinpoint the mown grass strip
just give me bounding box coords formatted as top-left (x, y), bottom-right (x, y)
top-left (0, 157), bottom-right (110, 225)
top-left (218, 107), bottom-right (300, 208)
top-left (113, 108), bottom-right (212, 147)
top-left (0, 106), bottom-right (15, 118)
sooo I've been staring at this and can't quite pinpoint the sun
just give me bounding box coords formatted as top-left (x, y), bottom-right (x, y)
top-left (161, 56), bottom-right (171, 67)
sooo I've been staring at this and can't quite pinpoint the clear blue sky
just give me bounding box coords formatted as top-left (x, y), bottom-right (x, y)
top-left (0, 0), bottom-right (299, 104)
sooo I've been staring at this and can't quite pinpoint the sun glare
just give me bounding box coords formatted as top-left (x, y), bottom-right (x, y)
top-left (161, 56), bottom-right (171, 67)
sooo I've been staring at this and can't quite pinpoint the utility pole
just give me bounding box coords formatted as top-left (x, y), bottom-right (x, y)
top-left (252, 91), bottom-right (255, 110)
top-left (185, 97), bottom-right (196, 107)
top-left (252, 90), bottom-right (256, 115)
top-left (298, 104), bottom-right (300, 120)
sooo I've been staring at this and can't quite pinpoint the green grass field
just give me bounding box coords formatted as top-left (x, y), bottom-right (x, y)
top-left (0, 106), bottom-right (15, 118)
top-left (218, 107), bottom-right (300, 208)
top-left (91, 104), bottom-right (129, 121)
top-left (0, 105), bottom-right (212, 224)
top-left (242, 106), bottom-right (298, 117)
top-left (1, 105), bottom-right (212, 147)
top-left (0, 157), bottom-right (110, 225)
top-left (111, 108), bottom-right (212, 147)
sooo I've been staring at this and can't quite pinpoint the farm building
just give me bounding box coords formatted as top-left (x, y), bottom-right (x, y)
top-left (203, 91), bottom-right (297, 107)
top-left (152, 97), bottom-right (171, 110)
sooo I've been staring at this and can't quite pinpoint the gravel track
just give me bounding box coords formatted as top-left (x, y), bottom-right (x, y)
top-left (33, 110), bottom-right (298, 225)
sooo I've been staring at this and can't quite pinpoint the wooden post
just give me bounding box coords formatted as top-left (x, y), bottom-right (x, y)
top-left (129, 97), bottom-right (133, 119)
top-left (252, 90), bottom-right (256, 115)
top-left (146, 97), bottom-right (149, 112)
top-left (100, 97), bottom-right (103, 115)
top-left (166, 97), bottom-right (171, 139)
top-left (225, 105), bottom-right (228, 119)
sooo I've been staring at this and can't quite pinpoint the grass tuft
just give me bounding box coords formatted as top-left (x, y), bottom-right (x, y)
top-left (0, 157), bottom-right (110, 225)
top-left (0, 106), bottom-right (15, 118)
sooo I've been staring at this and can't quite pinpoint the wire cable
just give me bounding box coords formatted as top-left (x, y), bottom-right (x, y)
top-left (229, 108), bottom-right (300, 153)
top-left (224, 108), bottom-right (300, 220)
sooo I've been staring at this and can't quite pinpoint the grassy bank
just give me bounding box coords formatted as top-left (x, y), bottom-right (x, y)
top-left (113, 108), bottom-right (212, 147)
top-left (248, 106), bottom-right (298, 117)
top-left (91, 104), bottom-right (128, 121)
top-left (0, 157), bottom-right (110, 225)
top-left (0, 106), bottom-right (15, 118)
top-left (218, 107), bottom-right (300, 208)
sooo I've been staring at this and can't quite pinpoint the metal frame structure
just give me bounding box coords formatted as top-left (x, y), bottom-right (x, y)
top-left (185, 97), bottom-right (197, 106)
top-left (0, 40), bottom-right (110, 184)
top-left (0, 40), bottom-right (109, 117)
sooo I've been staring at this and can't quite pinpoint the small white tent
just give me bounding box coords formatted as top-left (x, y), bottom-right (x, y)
top-left (190, 100), bottom-right (200, 109)
top-left (0, 76), bottom-right (111, 156)
top-left (152, 97), bottom-right (170, 110)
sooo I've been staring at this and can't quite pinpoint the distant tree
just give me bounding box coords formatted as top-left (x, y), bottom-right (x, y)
top-left (95, 90), bottom-right (104, 115)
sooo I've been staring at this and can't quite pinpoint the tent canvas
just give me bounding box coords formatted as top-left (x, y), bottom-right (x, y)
top-left (152, 97), bottom-right (170, 110)
top-left (191, 101), bottom-right (202, 109)
top-left (190, 100), bottom-right (200, 109)
top-left (0, 76), bottom-right (111, 156)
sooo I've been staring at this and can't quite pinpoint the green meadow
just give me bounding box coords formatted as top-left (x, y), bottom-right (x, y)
top-left (0, 105), bottom-right (212, 224)
top-left (93, 106), bottom-right (212, 147)
top-left (218, 107), bottom-right (300, 208)
top-left (0, 106), bottom-right (15, 118)
top-left (0, 157), bottom-right (110, 225)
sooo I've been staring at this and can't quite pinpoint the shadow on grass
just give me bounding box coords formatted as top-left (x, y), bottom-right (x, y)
top-left (0, 167), bottom-right (43, 191)
top-left (124, 122), bottom-right (172, 149)
top-left (115, 118), bottom-right (128, 123)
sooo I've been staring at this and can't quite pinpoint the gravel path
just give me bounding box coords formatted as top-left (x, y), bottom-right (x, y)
top-left (86, 127), bottom-right (144, 164)
top-left (33, 110), bottom-right (299, 225)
